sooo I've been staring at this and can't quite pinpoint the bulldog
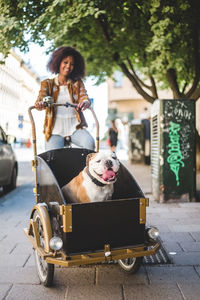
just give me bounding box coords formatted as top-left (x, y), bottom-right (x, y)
top-left (62, 151), bottom-right (120, 203)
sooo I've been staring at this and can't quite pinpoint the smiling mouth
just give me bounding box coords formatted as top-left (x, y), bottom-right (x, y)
top-left (94, 169), bottom-right (118, 182)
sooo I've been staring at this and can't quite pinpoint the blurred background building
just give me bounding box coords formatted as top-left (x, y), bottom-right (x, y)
top-left (0, 50), bottom-right (44, 148)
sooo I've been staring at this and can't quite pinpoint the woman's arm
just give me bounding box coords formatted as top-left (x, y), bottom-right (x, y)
top-left (77, 80), bottom-right (91, 111)
top-left (35, 80), bottom-right (49, 110)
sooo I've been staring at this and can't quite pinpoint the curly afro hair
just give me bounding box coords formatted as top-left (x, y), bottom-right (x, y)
top-left (47, 46), bottom-right (86, 81)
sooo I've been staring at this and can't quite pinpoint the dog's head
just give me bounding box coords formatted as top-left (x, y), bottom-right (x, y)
top-left (86, 151), bottom-right (120, 184)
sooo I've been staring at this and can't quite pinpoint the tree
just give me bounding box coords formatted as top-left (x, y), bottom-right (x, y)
top-left (0, 0), bottom-right (200, 103)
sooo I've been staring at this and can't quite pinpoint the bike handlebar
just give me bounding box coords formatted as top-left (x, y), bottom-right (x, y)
top-left (28, 102), bottom-right (99, 156)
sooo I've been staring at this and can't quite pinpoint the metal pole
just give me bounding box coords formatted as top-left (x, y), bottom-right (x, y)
top-left (28, 106), bottom-right (38, 203)
top-left (89, 107), bottom-right (100, 152)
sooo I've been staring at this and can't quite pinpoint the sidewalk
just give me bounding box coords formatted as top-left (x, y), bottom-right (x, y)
top-left (122, 158), bottom-right (200, 298)
top-left (123, 159), bottom-right (200, 262)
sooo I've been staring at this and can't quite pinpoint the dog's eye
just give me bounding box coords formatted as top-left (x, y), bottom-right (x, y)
top-left (112, 154), bottom-right (117, 160)
top-left (96, 160), bottom-right (101, 163)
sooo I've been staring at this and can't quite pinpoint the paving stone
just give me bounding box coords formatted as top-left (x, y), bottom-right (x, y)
top-left (96, 265), bottom-right (148, 285)
top-left (173, 252), bottom-right (200, 266)
top-left (179, 241), bottom-right (200, 252)
top-left (194, 266), bottom-right (200, 277)
top-left (160, 232), bottom-right (194, 243)
top-left (124, 283), bottom-right (182, 300)
top-left (66, 284), bottom-right (122, 300)
top-left (162, 241), bottom-right (183, 253)
top-left (0, 240), bottom-right (25, 255)
top-left (169, 225), bottom-right (200, 232)
top-left (190, 232), bottom-right (200, 241)
top-left (164, 212), bottom-right (190, 218)
top-left (24, 253), bottom-right (35, 267)
top-left (148, 217), bottom-right (181, 226)
top-left (10, 243), bottom-right (33, 255)
top-left (1, 231), bottom-right (28, 243)
top-left (0, 284), bottom-right (12, 300)
top-left (168, 252), bottom-right (200, 266)
top-left (179, 203), bottom-right (200, 208)
top-left (178, 282), bottom-right (200, 300)
top-left (0, 243), bottom-right (16, 255)
top-left (54, 266), bottom-right (96, 286)
top-left (147, 208), bottom-right (172, 214)
top-left (0, 254), bottom-right (30, 267)
top-left (186, 212), bottom-right (200, 219)
top-left (175, 218), bottom-right (200, 225)
top-left (169, 206), bottom-right (200, 212)
top-left (146, 266), bottom-right (200, 283)
top-left (0, 267), bottom-right (40, 284)
top-left (6, 284), bottom-right (67, 300)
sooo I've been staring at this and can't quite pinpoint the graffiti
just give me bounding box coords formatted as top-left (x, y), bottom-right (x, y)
top-left (174, 107), bottom-right (192, 120)
top-left (165, 101), bottom-right (193, 122)
top-left (167, 122), bottom-right (185, 186)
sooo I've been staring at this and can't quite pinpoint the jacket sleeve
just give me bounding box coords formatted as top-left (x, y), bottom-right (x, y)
top-left (35, 79), bottom-right (49, 105)
top-left (77, 80), bottom-right (91, 105)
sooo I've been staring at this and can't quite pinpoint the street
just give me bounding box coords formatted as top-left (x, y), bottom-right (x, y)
top-left (0, 148), bottom-right (200, 299)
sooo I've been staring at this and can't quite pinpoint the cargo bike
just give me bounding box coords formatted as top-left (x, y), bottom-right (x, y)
top-left (24, 101), bottom-right (160, 286)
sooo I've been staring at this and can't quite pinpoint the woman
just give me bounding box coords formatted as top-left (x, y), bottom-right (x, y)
top-left (35, 46), bottom-right (95, 151)
top-left (108, 119), bottom-right (118, 152)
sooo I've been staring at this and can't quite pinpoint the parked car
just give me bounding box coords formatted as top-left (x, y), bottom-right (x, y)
top-left (0, 126), bottom-right (18, 193)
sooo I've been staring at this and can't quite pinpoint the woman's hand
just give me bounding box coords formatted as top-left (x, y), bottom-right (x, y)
top-left (35, 101), bottom-right (46, 110)
top-left (77, 100), bottom-right (90, 111)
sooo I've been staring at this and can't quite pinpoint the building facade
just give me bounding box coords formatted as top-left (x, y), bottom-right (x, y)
top-left (107, 71), bottom-right (200, 134)
top-left (107, 71), bottom-right (174, 122)
top-left (0, 50), bottom-right (41, 144)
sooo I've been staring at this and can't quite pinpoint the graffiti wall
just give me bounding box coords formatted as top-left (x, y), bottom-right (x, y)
top-left (162, 100), bottom-right (196, 201)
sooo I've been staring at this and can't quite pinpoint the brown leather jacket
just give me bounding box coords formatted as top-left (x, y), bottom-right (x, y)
top-left (35, 77), bottom-right (90, 141)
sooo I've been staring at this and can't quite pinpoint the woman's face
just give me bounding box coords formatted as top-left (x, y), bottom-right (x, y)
top-left (59, 56), bottom-right (74, 77)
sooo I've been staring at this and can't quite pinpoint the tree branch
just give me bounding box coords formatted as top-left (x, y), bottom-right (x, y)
top-left (149, 75), bottom-right (158, 98)
top-left (189, 85), bottom-right (200, 101)
top-left (126, 57), bottom-right (151, 89)
top-left (119, 62), bottom-right (155, 104)
top-left (166, 68), bottom-right (182, 98)
top-left (127, 57), bottom-right (158, 98)
top-left (96, 16), bottom-right (155, 103)
top-left (96, 16), bottom-right (111, 44)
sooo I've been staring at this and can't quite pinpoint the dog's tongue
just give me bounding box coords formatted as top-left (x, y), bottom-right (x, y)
top-left (102, 170), bottom-right (115, 181)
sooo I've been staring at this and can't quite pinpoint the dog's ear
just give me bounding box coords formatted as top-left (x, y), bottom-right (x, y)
top-left (86, 153), bottom-right (96, 166)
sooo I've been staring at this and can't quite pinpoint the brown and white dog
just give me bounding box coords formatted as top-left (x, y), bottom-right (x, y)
top-left (62, 151), bottom-right (120, 203)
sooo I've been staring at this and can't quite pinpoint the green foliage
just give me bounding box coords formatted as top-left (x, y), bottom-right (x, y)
top-left (0, 0), bottom-right (200, 100)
